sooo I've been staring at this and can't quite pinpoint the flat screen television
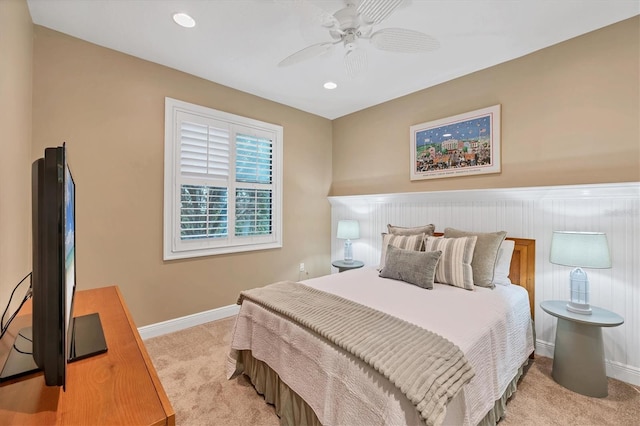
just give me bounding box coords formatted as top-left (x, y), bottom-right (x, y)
top-left (0, 144), bottom-right (107, 387)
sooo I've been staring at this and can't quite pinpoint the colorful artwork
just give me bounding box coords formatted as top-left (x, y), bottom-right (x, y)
top-left (410, 105), bottom-right (501, 181)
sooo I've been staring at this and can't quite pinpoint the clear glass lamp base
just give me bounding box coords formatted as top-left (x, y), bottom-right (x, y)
top-left (567, 267), bottom-right (592, 315)
top-left (343, 240), bottom-right (353, 264)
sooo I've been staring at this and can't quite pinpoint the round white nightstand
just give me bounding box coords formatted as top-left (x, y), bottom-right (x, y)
top-left (540, 300), bottom-right (624, 397)
top-left (331, 260), bottom-right (364, 273)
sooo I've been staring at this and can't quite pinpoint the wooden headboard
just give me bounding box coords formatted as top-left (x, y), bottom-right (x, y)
top-left (432, 234), bottom-right (536, 320)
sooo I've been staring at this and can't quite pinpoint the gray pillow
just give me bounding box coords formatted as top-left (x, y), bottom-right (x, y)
top-left (443, 228), bottom-right (507, 288)
top-left (387, 223), bottom-right (435, 236)
top-left (379, 245), bottom-right (442, 289)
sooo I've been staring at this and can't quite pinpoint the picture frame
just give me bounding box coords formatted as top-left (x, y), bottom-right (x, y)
top-left (410, 104), bottom-right (501, 181)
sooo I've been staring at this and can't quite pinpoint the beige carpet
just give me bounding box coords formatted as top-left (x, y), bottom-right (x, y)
top-left (145, 317), bottom-right (640, 426)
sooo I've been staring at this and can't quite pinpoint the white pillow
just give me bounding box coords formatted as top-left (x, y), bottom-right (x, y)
top-left (493, 239), bottom-right (515, 286)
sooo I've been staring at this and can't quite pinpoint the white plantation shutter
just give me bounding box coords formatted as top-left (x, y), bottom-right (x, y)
top-left (235, 188), bottom-right (272, 236)
top-left (176, 114), bottom-right (230, 242)
top-left (180, 184), bottom-right (228, 240)
top-left (235, 132), bottom-right (274, 237)
top-left (179, 120), bottom-right (229, 179)
top-left (236, 133), bottom-right (272, 184)
top-left (164, 98), bottom-right (282, 260)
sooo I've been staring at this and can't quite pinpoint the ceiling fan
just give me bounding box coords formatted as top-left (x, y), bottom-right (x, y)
top-left (277, 0), bottom-right (440, 77)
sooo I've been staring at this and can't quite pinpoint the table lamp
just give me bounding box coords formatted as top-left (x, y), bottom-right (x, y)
top-left (549, 231), bottom-right (611, 315)
top-left (336, 220), bottom-right (360, 264)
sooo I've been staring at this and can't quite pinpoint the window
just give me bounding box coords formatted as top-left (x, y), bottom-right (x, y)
top-left (164, 98), bottom-right (282, 260)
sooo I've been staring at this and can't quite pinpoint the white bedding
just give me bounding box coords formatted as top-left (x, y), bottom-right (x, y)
top-left (228, 267), bottom-right (534, 425)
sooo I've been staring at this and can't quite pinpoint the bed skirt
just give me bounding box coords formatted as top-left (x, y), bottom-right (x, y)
top-left (238, 350), bottom-right (320, 425)
top-left (237, 349), bottom-right (529, 426)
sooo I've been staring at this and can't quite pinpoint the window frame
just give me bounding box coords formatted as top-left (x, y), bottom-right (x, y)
top-left (164, 97), bottom-right (283, 260)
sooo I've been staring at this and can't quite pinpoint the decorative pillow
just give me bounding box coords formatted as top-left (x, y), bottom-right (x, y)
top-left (379, 245), bottom-right (442, 289)
top-left (443, 228), bottom-right (507, 288)
top-left (493, 239), bottom-right (515, 286)
top-left (378, 233), bottom-right (424, 270)
top-left (387, 223), bottom-right (435, 237)
top-left (424, 235), bottom-right (477, 290)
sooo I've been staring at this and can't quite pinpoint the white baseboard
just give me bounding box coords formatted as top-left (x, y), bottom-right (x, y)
top-left (536, 339), bottom-right (640, 387)
top-left (138, 304), bottom-right (240, 340)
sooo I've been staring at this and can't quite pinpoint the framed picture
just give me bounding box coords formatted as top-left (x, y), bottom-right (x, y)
top-left (410, 105), bottom-right (501, 181)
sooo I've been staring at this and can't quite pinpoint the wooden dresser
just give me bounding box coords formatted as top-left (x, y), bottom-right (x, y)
top-left (0, 286), bottom-right (175, 425)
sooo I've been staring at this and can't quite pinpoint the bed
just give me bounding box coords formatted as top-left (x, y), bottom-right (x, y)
top-left (227, 233), bottom-right (536, 426)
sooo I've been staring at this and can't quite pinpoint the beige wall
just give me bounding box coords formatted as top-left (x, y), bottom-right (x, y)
top-left (4, 8), bottom-right (638, 328)
top-left (331, 17), bottom-right (640, 196)
top-left (0, 0), bottom-right (32, 310)
top-left (32, 27), bottom-right (333, 326)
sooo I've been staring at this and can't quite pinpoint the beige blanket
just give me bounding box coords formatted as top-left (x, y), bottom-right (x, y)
top-left (236, 281), bottom-right (475, 426)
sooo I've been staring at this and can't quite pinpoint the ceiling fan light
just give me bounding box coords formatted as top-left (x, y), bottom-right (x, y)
top-left (173, 12), bottom-right (196, 28)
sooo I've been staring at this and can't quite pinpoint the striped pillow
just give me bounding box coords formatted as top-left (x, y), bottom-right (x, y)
top-left (443, 228), bottom-right (507, 288)
top-left (424, 236), bottom-right (478, 290)
top-left (378, 233), bottom-right (424, 270)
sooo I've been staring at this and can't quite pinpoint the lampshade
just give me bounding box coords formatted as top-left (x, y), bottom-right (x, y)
top-left (336, 220), bottom-right (360, 240)
top-left (549, 231), bottom-right (611, 269)
top-left (550, 231), bottom-right (611, 315)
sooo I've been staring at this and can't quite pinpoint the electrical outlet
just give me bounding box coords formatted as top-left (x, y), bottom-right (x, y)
top-left (299, 263), bottom-right (305, 272)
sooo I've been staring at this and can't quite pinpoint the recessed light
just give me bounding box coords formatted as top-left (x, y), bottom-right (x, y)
top-left (173, 12), bottom-right (196, 28)
top-left (323, 81), bottom-right (338, 90)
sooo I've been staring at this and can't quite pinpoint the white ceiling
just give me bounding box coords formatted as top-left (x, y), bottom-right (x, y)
top-left (27, 0), bottom-right (639, 120)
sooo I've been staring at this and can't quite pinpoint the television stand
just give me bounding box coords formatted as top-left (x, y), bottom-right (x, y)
top-left (0, 286), bottom-right (174, 425)
top-left (69, 312), bottom-right (108, 362)
top-left (0, 326), bottom-right (38, 381)
top-left (0, 312), bottom-right (109, 382)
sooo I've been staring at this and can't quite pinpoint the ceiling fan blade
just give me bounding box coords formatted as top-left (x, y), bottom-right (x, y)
top-left (344, 47), bottom-right (367, 78)
top-left (278, 42), bottom-right (336, 67)
top-left (357, 0), bottom-right (404, 24)
top-left (369, 28), bottom-right (440, 53)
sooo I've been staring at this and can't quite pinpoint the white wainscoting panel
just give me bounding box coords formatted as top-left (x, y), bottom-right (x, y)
top-left (329, 182), bottom-right (639, 386)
